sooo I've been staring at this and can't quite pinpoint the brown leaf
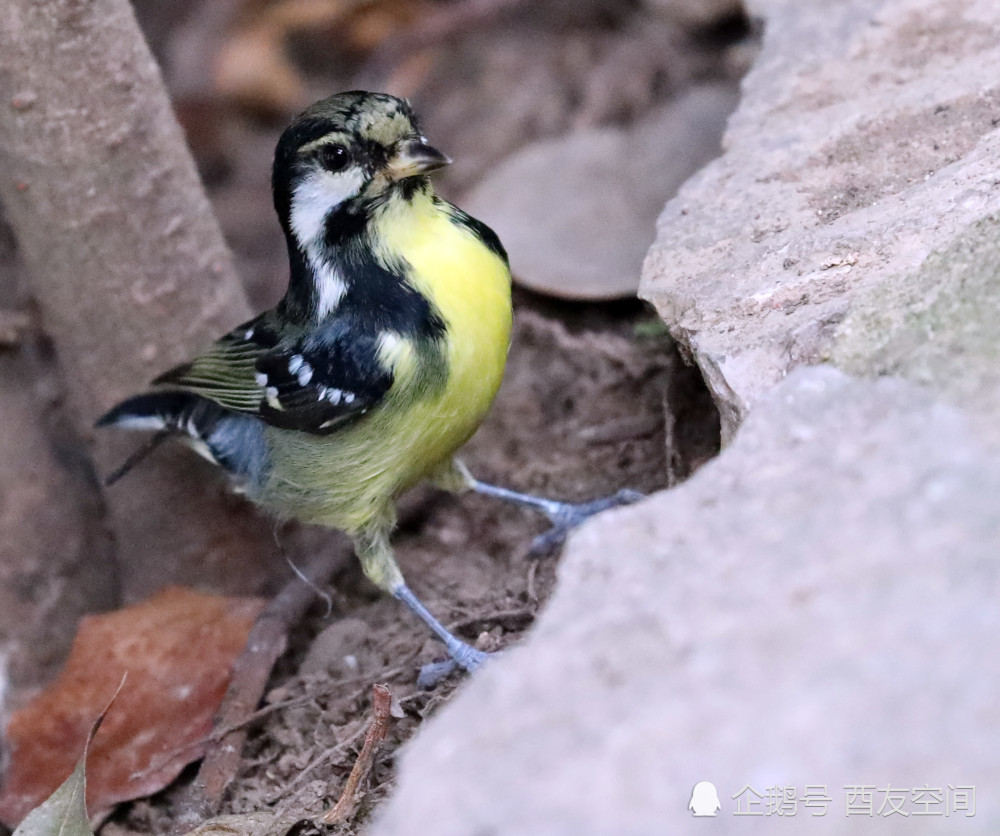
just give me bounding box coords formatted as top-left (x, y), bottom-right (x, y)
top-left (0, 587), bottom-right (266, 828)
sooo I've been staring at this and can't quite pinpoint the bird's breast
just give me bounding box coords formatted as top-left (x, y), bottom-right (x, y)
top-left (379, 195), bottom-right (513, 445)
top-left (261, 197), bottom-right (512, 532)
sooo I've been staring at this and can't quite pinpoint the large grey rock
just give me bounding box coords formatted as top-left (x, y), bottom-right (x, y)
top-left (371, 366), bottom-right (1000, 834)
top-left (640, 0), bottom-right (1000, 443)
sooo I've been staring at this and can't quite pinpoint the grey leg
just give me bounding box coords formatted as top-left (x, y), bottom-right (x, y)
top-left (470, 479), bottom-right (644, 555)
top-left (356, 524), bottom-right (487, 688)
top-left (394, 583), bottom-right (487, 688)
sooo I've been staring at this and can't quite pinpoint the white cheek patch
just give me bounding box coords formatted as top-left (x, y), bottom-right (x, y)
top-left (289, 166), bottom-right (365, 319)
top-left (289, 167), bottom-right (367, 245)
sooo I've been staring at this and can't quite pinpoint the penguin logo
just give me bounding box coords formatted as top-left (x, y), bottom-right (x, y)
top-left (689, 781), bottom-right (722, 816)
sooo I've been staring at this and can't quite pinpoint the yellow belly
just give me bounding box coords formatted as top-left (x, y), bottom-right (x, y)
top-left (261, 194), bottom-right (512, 533)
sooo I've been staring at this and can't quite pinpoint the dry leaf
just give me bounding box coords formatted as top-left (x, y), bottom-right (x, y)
top-left (10, 683), bottom-right (125, 836)
top-left (0, 587), bottom-right (265, 828)
top-left (11, 751), bottom-right (91, 836)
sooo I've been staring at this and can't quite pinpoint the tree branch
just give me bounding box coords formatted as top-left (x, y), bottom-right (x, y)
top-left (0, 0), bottom-right (280, 598)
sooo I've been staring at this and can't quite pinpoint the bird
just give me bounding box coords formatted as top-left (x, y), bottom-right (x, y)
top-left (98, 91), bottom-right (640, 685)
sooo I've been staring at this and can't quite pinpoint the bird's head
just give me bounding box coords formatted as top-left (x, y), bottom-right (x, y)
top-left (272, 91), bottom-right (450, 248)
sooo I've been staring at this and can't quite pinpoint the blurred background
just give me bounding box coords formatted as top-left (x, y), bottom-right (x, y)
top-left (133, 0), bottom-right (755, 305)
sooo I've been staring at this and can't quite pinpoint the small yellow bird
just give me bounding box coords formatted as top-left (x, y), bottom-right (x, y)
top-left (99, 92), bottom-right (638, 684)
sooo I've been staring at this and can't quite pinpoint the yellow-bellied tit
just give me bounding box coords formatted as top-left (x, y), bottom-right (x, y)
top-left (97, 91), bottom-right (640, 685)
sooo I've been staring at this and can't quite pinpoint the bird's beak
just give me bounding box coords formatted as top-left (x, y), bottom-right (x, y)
top-left (387, 138), bottom-right (452, 180)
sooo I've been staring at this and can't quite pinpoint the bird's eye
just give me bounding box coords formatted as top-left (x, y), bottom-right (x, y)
top-left (318, 144), bottom-right (348, 173)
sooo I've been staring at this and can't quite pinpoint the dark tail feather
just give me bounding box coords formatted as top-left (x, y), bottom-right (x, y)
top-left (96, 391), bottom-right (224, 483)
top-left (96, 391), bottom-right (267, 486)
top-left (96, 390), bottom-right (206, 432)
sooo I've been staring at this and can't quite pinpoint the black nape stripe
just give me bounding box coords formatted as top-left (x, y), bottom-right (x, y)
top-left (445, 204), bottom-right (509, 265)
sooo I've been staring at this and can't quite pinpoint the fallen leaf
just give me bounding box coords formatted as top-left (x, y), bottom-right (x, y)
top-left (11, 682), bottom-right (123, 836)
top-left (0, 587), bottom-right (265, 828)
top-left (11, 750), bottom-right (91, 836)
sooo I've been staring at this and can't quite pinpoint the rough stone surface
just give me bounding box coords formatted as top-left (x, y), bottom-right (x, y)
top-left (464, 84), bottom-right (739, 299)
top-left (372, 367), bottom-right (1000, 834)
top-left (640, 0), bottom-right (1000, 443)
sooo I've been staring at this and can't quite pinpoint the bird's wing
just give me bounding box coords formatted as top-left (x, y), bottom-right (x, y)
top-left (154, 315), bottom-right (394, 435)
top-left (153, 315), bottom-right (276, 412)
top-left (253, 323), bottom-right (394, 434)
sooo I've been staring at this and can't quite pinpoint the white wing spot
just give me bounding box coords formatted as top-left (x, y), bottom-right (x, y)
top-left (244, 328), bottom-right (254, 340)
top-left (297, 364), bottom-right (313, 386)
top-left (326, 388), bottom-right (343, 405)
top-left (288, 355), bottom-right (303, 374)
top-left (343, 392), bottom-right (355, 404)
top-left (254, 371), bottom-right (268, 387)
top-left (265, 386), bottom-right (281, 408)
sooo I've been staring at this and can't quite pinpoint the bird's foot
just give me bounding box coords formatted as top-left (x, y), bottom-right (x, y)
top-left (529, 488), bottom-right (645, 557)
top-left (416, 643), bottom-right (489, 689)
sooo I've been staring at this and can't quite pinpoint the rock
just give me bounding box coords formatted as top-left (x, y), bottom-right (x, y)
top-left (463, 84), bottom-right (739, 300)
top-left (371, 367), bottom-right (1000, 834)
top-left (640, 0), bottom-right (1000, 444)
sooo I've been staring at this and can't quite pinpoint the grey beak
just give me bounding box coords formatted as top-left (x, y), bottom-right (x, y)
top-left (387, 139), bottom-right (452, 179)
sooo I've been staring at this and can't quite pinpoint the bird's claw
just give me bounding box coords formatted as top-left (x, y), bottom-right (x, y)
top-left (529, 488), bottom-right (645, 558)
top-left (417, 645), bottom-right (490, 689)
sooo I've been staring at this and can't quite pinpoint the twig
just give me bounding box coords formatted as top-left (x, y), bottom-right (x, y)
top-left (321, 683), bottom-right (395, 824)
top-left (264, 658), bottom-right (419, 809)
top-left (170, 547), bottom-right (349, 832)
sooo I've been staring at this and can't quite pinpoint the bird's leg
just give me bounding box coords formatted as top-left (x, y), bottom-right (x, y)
top-left (439, 460), bottom-right (644, 556)
top-left (354, 524), bottom-right (486, 688)
top-left (393, 585), bottom-right (486, 688)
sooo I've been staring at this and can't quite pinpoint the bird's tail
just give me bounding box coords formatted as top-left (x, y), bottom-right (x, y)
top-left (96, 391), bottom-right (266, 487)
